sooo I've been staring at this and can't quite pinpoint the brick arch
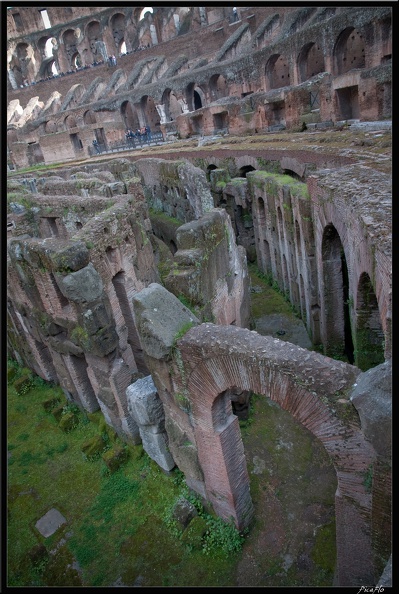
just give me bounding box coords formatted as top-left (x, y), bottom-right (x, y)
top-left (297, 41), bottom-right (325, 83)
top-left (332, 26), bottom-right (365, 76)
top-left (179, 323), bottom-right (375, 584)
top-left (235, 155), bottom-right (259, 173)
top-left (109, 12), bottom-right (127, 52)
top-left (265, 53), bottom-right (290, 91)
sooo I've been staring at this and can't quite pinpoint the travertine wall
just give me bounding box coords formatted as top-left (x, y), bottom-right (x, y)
top-left (6, 5), bottom-right (391, 169)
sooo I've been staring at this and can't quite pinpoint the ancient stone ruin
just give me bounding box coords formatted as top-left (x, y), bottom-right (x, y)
top-left (6, 4), bottom-right (391, 588)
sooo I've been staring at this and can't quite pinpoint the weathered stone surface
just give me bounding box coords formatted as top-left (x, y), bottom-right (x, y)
top-left (47, 336), bottom-right (84, 356)
top-left (40, 239), bottom-right (90, 272)
top-left (102, 445), bottom-right (129, 473)
top-left (35, 508), bottom-right (66, 538)
top-left (181, 516), bottom-right (208, 549)
top-left (126, 375), bottom-right (164, 426)
top-left (57, 263), bottom-right (104, 303)
top-left (126, 375), bottom-right (175, 471)
top-left (132, 283), bottom-right (199, 360)
top-left (172, 497), bottom-right (198, 529)
top-left (378, 554), bottom-right (392, 587)
top-left (164, 414), bottom-right (204, 483)
top-left (350, 359), bottom-right (392, 458)
top-left (139, 427), bottom-right (175, 471)
top-left (80, 303), bottom-right (112, 335)
top-left (81, 434), bottom-right (106, 459)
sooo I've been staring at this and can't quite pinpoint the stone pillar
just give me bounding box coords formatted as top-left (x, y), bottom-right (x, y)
top-left (156, 104), bottom-right (167, 124)
top-left (178, 98), bottom-right (190, 114)
top-left (8, 68), bottom-right (18, 90)
top-left (56, 41), bottom-right (69, 73)
top-left (334, 488), bottom-right (374, 585)
top-left (150, 24), bottom-right (158, 45)
top-left (199, 7), bottom-right (208, 26)
top-left (127, 375), bottom-right (175, 471)
top-left (95, 40), bottom-right (108, 63)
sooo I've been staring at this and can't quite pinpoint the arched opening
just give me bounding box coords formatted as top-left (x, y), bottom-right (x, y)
top-left (283, 168), bottom-right (303, 182)
top-left (83, 110), bottom-right (97, 125)
top-left (238, 165), bottom-right (256, 178)
top-left (37, 36), bottom-right (59, 76)
top-left (180, 326), bottom-right (374, 585)
top-left (333, 27), bottom-right (365, 76)
top-left (236, 391), bottom-right (337, 586)
top-left (62, 29), bottom-right (79, 69)
top-left (86, 20), bottom-right (102, 62)
top-left (209, 73), bottom-right (228, 100)
top-left (65, 114), bottom-right (77, 129)
top-left (139, 7), bottom-right (153, 21)
top-left (355, 273), bottom-right (385, 371)
top-left (206, 164), bottom-right (218, 181)
top-left (110, 13), bottom-right (126, 51)
top-left (140, 95), bottom-right (160, 131)
top-left (265, 53), bottom-right (290, 91)
top-left (121, 100), bottom-right (140, 131)
top-left (297, 42), bottom-right (325, 83)
top-left (194, 87), bottom-right (204, 110)
top-left (186, 82), bottom-right (205, 111)
top-left (13, 42), bottom-right (35, 85)
top-left (71, 51), bottom-right (82, 69)
top-left (321, 224), bottom-right (353, 363)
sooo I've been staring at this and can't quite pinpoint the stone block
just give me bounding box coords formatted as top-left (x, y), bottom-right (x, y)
top-left (13, 375), bottom-right (32, 395)
top-left (139, 427), bottom-right (175, 472)
top-left (126, 375), bottom-right (165, 426)
top-left (40, 239), bottom-right (90, 272)
top-left (172, 497), bottom-right (198, 529)
top-left (58, 411), bottom-right (79, 432)
top-left (81, 434), bottom-right (106, 459)
top-left (132, 283), bottom-right (199, 360)
top-left (102, 445), bottom-right (129, 473)
top-left (35, 508), bottom-right (67, 538)
top-left (42, 396), bottom-right (62, 412)
top-left (56, 263), bottom-right (103, 303)
top-left (181, 516), bottom-right (208, 549)
top-left (350, 360), bottom-right (392, 458)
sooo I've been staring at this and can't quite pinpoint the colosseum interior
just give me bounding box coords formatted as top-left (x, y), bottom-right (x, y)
top-left (6, 4), bottom-right (392, 588)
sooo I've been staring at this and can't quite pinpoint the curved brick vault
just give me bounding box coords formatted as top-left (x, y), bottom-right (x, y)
top-left (174, 323), bottom-right (376, 585)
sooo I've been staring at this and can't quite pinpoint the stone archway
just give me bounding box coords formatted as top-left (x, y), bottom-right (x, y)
top-left (355, 272), bottom-right (385, 371)
top-left (321, 224), bottom-right (354, 363)
top-left (333, 27), bottom-right (365, 76)
top-left (297, 41), bottom-right (325, 83)
top-left (176, 323), bottom-right (375, 585)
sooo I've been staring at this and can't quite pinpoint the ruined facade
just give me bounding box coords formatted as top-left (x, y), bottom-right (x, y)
top-left (7, 5), bottom-right (391, 169)
top-left (6, 5), bottom-right (391, 588)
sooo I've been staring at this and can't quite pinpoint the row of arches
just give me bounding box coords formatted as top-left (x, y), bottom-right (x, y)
top-left (8, 10), bottom-right (391, 94)
top-left (202, 156), bottom-right (386, 371)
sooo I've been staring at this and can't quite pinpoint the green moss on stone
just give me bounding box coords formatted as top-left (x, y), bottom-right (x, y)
top-left (181, 516), bottom-right (208, 549)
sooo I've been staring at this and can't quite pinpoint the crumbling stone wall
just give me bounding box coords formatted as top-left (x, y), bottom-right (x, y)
top-left (131, 282), bottom-right (391, 587)
top-left (7, 144), bottom-right (391, 585)
top-left (7, 158), bottom-right (250, 442)
top-left (6, 6), bottom-right (391, 168)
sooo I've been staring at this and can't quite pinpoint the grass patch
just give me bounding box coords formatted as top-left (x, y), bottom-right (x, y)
top-left (7, 366), bottom-right (246, 587)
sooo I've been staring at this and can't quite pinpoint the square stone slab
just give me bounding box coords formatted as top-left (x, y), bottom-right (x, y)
top-left (35, 508), bottom-right (66, 538)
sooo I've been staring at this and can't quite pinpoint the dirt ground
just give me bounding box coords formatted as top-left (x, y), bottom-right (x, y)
top-left (234, 290), bottom-right (337, 587)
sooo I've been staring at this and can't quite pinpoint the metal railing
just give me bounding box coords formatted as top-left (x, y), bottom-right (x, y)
top-left (88, 131), bottom-right (165, 156)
